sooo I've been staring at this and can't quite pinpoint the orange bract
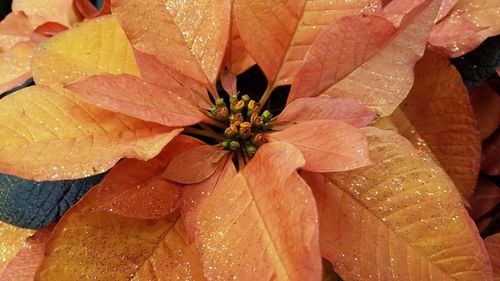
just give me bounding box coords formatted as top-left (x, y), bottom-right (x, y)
top-left (305, 127), bottom-right (493, 281)
top-left (112, 0), bottom-right (231, 91)
top-left (196, 142), bottom-right (321, 280)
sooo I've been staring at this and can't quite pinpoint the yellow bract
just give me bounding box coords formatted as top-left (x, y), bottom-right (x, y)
top-left (32, 15), bottom-right (140, 86)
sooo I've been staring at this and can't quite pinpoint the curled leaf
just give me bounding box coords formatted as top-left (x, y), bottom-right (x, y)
top-left (469, 178), bottom-right (500, 220)
top-left (164, 145), bottom-right (230, 184)
top-left (266, 120), bottom-right (371, 173)
top-left (470, 84), bottom-right (500, 140)
top-left (75, 0), bottom-right (111, 19)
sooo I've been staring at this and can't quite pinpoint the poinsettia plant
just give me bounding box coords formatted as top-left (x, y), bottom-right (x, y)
top-left (0, 0), bottom-right (499, 280)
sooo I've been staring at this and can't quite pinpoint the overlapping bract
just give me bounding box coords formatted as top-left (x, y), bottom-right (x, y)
top-left (0, 0), bottom-right (496, 280)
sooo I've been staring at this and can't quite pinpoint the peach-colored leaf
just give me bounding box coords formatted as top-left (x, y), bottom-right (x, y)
top-left (469, 178), bottom-right (500, 220)
top-left (0, 12), bottom-right (37, 54)
top-left (134, 50), bottom-right (212, 110)
top-left (0, 222), bottom-right (34, 273)
top-left (485, 234), bottom-right (500, 281)
top-left (0, 42), bottom-right (33, 94)
top-left (266, 120), bottom-right (371, 173)
top-left (470, 84), bottom-right (500, 140)
top-left (66, 73), bottom-right (205, 127)
top-left (112, 0), bottom-right (231, 90)
top-left (164, 145), bottom-right (230, 184)
top-left (224, 13), bottom-right (255, 75)
top-left (96, 135), bottom-right (204, 219)
top-left (288, 14), bottom-right (396, 103)
top-left (375, 51), bottom-right (481, 201)
top-left (12, 0), bottom-right (79, 27)
top-left (303, 127), bottom-right (493, 281)
top-left (306, 0), bottom-right (439, 116)
top-left (35, 189), bottom-right (204, 280)
top-left (234, 0), bottom-right (381, 88)
top-left (181, 157), bottom-right (236, 242)
top-left (32, 16), bottom-right (139, 86)
top-left (0, 227), bottom-right (52, 281)
top-left (75, 0), bottom-right (111, 19)
top-left (275, 96), bottom-right (375, 127)
top-left (220, 68), bottom-right (237, 95)
top-left (0, 85), bottom-right (180, 180)
top-left (429, 0), bottom-right (500, 57)
top-left (196, 141), bottom-right (322, 280)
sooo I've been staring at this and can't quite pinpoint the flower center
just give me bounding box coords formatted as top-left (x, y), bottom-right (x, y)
top-left (210, 94), bottom-right (272, 158)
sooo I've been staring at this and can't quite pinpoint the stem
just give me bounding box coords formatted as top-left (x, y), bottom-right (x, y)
top-left (208, 84), bottom-right (220, 100)
top-left (199, 123), bottom-right (216, 133)
top-left (201, 117), bottom-right (226, 129)
top-left (258, 83), bottom-right (274, 108)
top-left (183, 127), bottom-right (224, 141)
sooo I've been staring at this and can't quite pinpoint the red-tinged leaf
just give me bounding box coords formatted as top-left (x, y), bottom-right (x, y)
top-left (470, 84), bottom-right (500, 140)
top-left (220, 67), bottom-right (237, 95)
top-left (288, 14), bottom-right (396, 103)
top-left (75, 0), bottom-right (111, 19)
top-left (484, 234), bottom-right (500, 280)
top-left (0, 84), bottom-right (181, 180)
top-left (0, 222), bottom-right (34, 273)
top-left (181, 157), bottom-right (236, 242)
top-left (297, 0), bottom-right (439, 116)
top-left (234, 0), bottom-right (381, 88)
top-left (477, 216), bottom-right (496, 233)
top-left (96, 135), bottom-right (204, 219)
top-left (303, 127), bottom-right (494, 281)
top-left (0, 42), bottom-right (33, 94)
top-left (66, 73), bottom-right (205, 127)
top-left (224, 13), bottom-right (255, 75)
top-left (112, 0), bottom-right (231, 91)
top-left (0, 227), bottom-right (52, 281)
top-left (164, 145), bottom-right (230, 184)
top-left (266, 120), bottom-right (371, 173)
top-left (274, 96), bottom-right (375, 128)
top-left (32, 22), bottom-right (68, 39)
top-left (196, 141), bottom-right (322, 281)
top-left (12, 0), bottom-right (79, 27)
top-left (35, 189), bottom-right (205, 280)
top-left (482, 133), bottom-right (500, 176)
top-left (429, 0), bottom-right (500, 57)
top-left (32, 16), bottom-right (140, 86)
top-left (469, 178), bottom-right (500, 220)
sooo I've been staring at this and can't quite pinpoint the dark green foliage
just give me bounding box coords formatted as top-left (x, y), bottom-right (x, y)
top-left (0, 173), bottom-right (103, 229)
